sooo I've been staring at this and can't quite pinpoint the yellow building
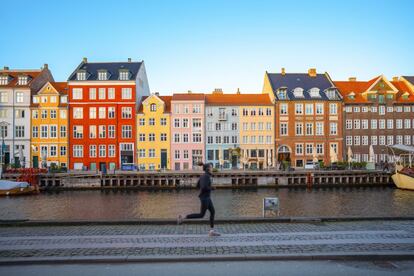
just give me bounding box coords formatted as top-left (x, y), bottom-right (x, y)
top-left (136, 94), bottom-right (172, 170)
top-left (31, 82), bottom-right (68, 168)
top-left (238, 94), bottom-right (275, 169)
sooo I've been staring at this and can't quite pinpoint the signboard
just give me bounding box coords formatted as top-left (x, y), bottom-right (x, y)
top-left (263, 197), bottom-right (280, 217)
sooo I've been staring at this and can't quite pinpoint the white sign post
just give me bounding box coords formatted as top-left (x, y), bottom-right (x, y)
top-left (263, 197), bottom-right (280, 217)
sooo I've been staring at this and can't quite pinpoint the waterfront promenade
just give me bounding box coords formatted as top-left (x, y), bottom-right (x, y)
top-left (1, 219), bottom-right (414, 264)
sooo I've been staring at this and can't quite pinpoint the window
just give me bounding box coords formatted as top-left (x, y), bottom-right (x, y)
top-left (72, 88), bottom-right (83, 99)
top-left (295, 104), bottom-right (303, 114)
top-left (174, 150), bottom-right (180, 160)
top-left (174, 104), bottom-right (180, 114)
top-left (387, 106), bottom-right (394, 113)
top-left (108, 88), bottom-right (115, 99)
top-left (207, 136), bottom-right (213, 144)
top-left (160, 118), bottom-right (167, 126)
top-left (150, 103), bottom-right (157, 112)
top-left (15, 126), bottom-right (25, 138)
top-left (61, 96), bottom-right (67, 103)
top-left (174, 133), bottom-right (180, 143)
top-left (371, 106), bottom-right (377, 113)
top-left (121, 107), bottom-right (132, 119)
top-left (379, 136), bottom-right (386, 145)
top-left (315, 103), bottom-right (324, 114)
top-left (193, 133), bottom-right (202, 143)
top-left (293, 87), bottom-right (304, 97)
top-left (89, 88), bottom-right (96, 100)
top-left (183, 133), bottom-right (189, 143)
top-left (250, 122), bottom-right (256, 130)
top-left (50, 110), bottom-right (57, 119)
top-left (361, 120), bottom-right (368, 129)
top-left (305, 104), bottom-right (313, 115)
top-left (0, 76), bottom-right (8, 85)
top-left (329, 103), bottom-right (338, 115)
top-left (31, 110), bottom-right (38, 119)
top-left (258, 108), bottom-right (264, 116)
top-left (405, 119), bottom-right (411, 129)
top-left (387, 136), bottom-right (394, 145)
top-left (108, 145), bottom-right (116, 157)
top-left (242, 108), bottom-right (248, 116)
top-left (258, 122), bottom-right (264, 130)
top-left (121, 88), bottom-right (132, 99)
top-left (387, 119), bottom-right (394, 129)
top-left (60, 126), bottom-right (66, 138)
top-left (316, 122), bottom-right (324, 135)
top-left (183, 118), bottom-right (189, 128)
top-left (15, 109), bottom-right (25, 118)
top-left (346, 120), bottom-right (352, 129)
top-left (50, 125), bottom-right (57, 138)
top-left (77, 71), bottom-right (86, 81)
top-left (41, 110), bottom-right (47, 119)
top-left (149, 118), bottom-right (155, 126)
top-left (354, 106), bottom-right (360, 112)
top-left (346, 136), bottom-right (352, 146)
top-left (216, 123), bottom-right (221, 131)
top-left (0, 109), bottom-right (6, 118)
top-left (148, 133), bottom-right (155, 141)
top-left (149, 149), bottom-right (155, 158)
top-left (174, 118), bottom-right (180, 128)
top-left (371, 136), bottom-right (378, 145)
top-left (216, 136), bottom-right (222, 144)
top-left (139, 149), bottom-right (145, 158)
top-left (305, 144), bottom-right (313, 155)
top-left (41, 125), bottom-right (48, 138)
top-left (90, 145), bottom-right (98, 158)
top-left (232, 122), bottom-right (238, 130)
top-left (280, 103), bottom-right (288, 115)
top-left (379, 106), bottom-right (385, 115)
top-left (50, 146), bottom-right (57, 157)
top-left (108, 107), bottom-right (115, 118)
top-left (161, 133), bottom-right (167, 141)
top-left (362, 136), bottom-right (368, 145)
top-left (193, 118), bottom-right (202, 128)
top-left (98, 88), bottom-right (106, 99)
top-left (354, 119), bottom-right (360, 129)
top-left (89, 125), bottom-right (96, 138)
top-left (371, 119), bottom-right (377, 129)
top-left (396, 135), bottom-right (403, 145)
top-left (139, 133), bottom-right (146, 142)
top-left (362, 106), bottom-right (368, 112)
top-left (295, 123), bottom-right (303, 136)
top-left (280, 123), bottom-right (288, 136)
top-left (73, 125), bottom-right (83, 138)
top-left (354, 136), bottom-right (360, 146)
top-left (306, 123), bottom-right (313, 135)
top-left (99, 145), bottom-right (106, 157)
top-left (193, 104), bottom-right (201, 113)
top-left (89, 107), bottom-right (96, 119)
top-left (32, 126), bottom-right (38, 138)
top-left (60, 146), bottom-right (66, 156)
top-left (99, 107), bottom-right (106, 119)
top-left (0, 92), bottom-right (8, 103)
top-left (73, 107), bottom-right (83, 119)
top-left (16, 92), bottom-right (24, 103)
top-left (139, 118), bottom-right (145, 126)
top-left (405, 135), bottom-right (411, 145)
top-left (329, 123), bottom-right (337, 135)
top-left (73, 145), bottom-right (83, 157)
top-left (250, 136), bottom-right (256, 144)
top-left (108, 125), bottom-right (115, 138)
top-left (99, 125), bottom-right (106, 138)
top-left (119, 71), bottom-right (129, 80)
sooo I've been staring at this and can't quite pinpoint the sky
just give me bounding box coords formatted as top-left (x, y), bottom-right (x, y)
top-left (1, 0), bottom-right (414, 94)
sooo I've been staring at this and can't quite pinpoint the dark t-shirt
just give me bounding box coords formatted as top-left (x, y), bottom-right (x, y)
top-left (197, 173), bottom-right (212, 199)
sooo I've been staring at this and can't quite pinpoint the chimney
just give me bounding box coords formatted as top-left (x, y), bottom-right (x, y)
top-left (154, 92), bottom-right (159, 96)
top-left (236, 88), bottom-right (241, 94)
top-left (281, 67), bottom-right (286, 76)
top-left (128, 58), bottom-right (132, 62)
top-left (82, 57), bottom-right (88, 63)
top-left (3, 66), bottom-right (9, 70)
top-left (187, 90), bottom-right (192, 94)
top-left (308, 68), bottom-right (317, 77)
top-left (213, 88), bottom-right (223, 94)
top-left (348, 77), bottom-right (357, 82)
top-left (393, 76), bottom-right (399, 82)
top-left (43, 63), bottom-right (48, 69)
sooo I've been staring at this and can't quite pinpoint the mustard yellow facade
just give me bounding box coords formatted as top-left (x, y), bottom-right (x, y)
top-left (136, 94), bottom-right (171, 170)
top-left (239, 102), bottom-right (275, 169)
top-left (31, 82), bottom-right (68, 168)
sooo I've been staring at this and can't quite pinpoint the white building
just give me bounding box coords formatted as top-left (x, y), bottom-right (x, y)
top-left (0, 65), bottom-right (53, 168)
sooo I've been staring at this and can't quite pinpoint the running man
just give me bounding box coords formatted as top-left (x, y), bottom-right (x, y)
top-left (177, 163), bottom-right (220, 236)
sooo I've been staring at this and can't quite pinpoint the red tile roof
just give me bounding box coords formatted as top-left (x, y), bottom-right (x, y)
top-left (0, 69), bottom-right (42, 88)
top-left (171, 93), bottom-right (205, 101)
top-left (205, 93), bottom-right (273, 105)
top-left (138, 95), bottom-right (172, 113)
top-left (50, 82), bottom-right (68, 95)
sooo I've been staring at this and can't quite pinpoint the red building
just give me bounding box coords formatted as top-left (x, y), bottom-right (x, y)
top-left (68, 58), bottom-right (150, 171)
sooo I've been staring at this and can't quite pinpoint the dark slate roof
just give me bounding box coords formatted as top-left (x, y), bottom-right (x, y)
top-left (68, 61), bottom-right (142, 81)
top-left (403, 76), bottom-right (414, 85)
top-left (267, 73), bottom-right (339, 100)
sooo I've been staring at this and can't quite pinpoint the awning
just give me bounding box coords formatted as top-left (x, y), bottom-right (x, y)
top-left (388, 144), bottom-right (414, 155)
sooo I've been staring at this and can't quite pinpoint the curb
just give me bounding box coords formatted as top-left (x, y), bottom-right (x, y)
top-left (1, 252), bottom-right (414, 265)
top-left (1, 217), bottom-right (414, 227)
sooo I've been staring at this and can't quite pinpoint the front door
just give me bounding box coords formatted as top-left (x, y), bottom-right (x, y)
top-left (33, 156), bottom-right (39, 168)
top-left (232, 155), bottom-right (237, 168)
top-left (161, 149), bottom-right (167, 169)
top-left (99, 162), bottom-right (107, 173)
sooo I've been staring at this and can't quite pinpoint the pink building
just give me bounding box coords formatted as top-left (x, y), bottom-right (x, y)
top-left (170, 93), bottom-right (205, 170)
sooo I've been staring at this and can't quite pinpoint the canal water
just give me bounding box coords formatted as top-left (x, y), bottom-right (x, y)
top-left (1, 187), bottom-right (414, 220)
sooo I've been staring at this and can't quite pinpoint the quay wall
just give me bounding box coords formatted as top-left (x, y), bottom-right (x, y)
top-left (2, 170), bottom-right (394, 189)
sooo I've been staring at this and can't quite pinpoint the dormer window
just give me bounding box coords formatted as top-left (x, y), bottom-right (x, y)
top-left (386, 94), bottom-right (394, 100)
top-left (277, 89), bottom-right (287, 99)
top-left (119, 70), bottom-right (130, 80)
top-left (98, 70), bottom-right (108, 81)
top-left (325, 89), bottom-right (336, 99)
top-left (348, 92), bottom-right (355, 100)
top-left (150, 103), bottom-right (157, 112)
top-left (293, 87), bottom-right (304, 98)
top-left (309, 88), bottom-right (320, 98)
top-left (61, 96), bottom-right (68, 103)
top-left (76, 71), bottom-right (86, 81)
top-left (401, 92), bottom-right (409, 100)
top-left (0, 75), bottom-right (8, 85)
top-left (18, 75), bottom-right (28, 85)
top-left (33, 96), bottom-right (39, 104)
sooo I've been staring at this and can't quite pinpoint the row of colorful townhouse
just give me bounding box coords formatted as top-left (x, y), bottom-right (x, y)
top-left (1, 60), bottom-right (414, 171)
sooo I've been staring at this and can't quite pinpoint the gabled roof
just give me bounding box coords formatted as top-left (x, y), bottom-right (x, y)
top-left (171, 93), bottom-right (205, 101)
top-left (138, 95), bottom-right (172, 113)
top-left (334, 76), bottom-right (414, 103)
top-left (0, 69), bottom-right (42, 88)
top-left (32, 82), bottom-right (69, 107)
top-left (68, 60), bottom-right (143, 81)
top-left (266, 72), bottom-right (339, 100)
top-left (205, 93), bottom-right (273, 106)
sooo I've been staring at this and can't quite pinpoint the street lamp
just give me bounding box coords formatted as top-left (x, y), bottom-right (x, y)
top-left (0, 121), bottom-right (11, 179)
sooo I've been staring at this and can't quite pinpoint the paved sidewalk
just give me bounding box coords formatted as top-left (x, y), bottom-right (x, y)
top-left (1, 220), bottom-right (414, 264)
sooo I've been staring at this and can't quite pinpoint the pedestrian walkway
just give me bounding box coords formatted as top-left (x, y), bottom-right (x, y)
top-left (0, 220), bottom-right (414, 264)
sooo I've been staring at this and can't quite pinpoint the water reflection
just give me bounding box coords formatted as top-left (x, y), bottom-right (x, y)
top-left (0, 187), bottom-right (413, 220)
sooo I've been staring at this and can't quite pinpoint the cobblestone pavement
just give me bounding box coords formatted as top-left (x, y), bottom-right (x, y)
top-left (0, 220), bottom-right (414, 263)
